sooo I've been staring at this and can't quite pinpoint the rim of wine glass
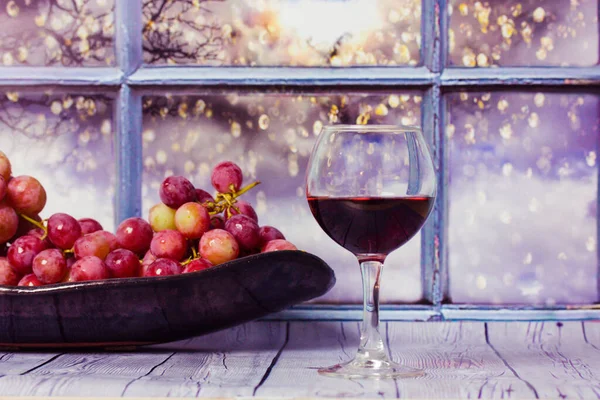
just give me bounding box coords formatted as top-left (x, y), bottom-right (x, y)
top-left (321, 124), bottom-right (422, 132)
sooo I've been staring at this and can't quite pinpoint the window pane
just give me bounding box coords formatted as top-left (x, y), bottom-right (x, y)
top-left (142, 91), bottom-right (423, 303)
top-left (0, 91), bottom-right (116, 231)
top-left (448, 91), bottom-right (598, 304)
top-left (448, 0), bottom-right (599, 67)
top-left (142, 0), bottom-right (421, 66)
top-left (0, 0), bottom-right (115, 66)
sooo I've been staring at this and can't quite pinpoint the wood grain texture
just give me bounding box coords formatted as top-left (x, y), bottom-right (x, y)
top-left (0, 323), bottom-right (284, 397)
top-left (582, 321), bottom-right (600, 351)
top-left (487, 321), bottom-right (600, 399)
top-left (1, 321), bottom-right (599, 399)
top-left (387, 322), bottom-right (535, 399)
top-left (254, 321), bottom-right (399, 398)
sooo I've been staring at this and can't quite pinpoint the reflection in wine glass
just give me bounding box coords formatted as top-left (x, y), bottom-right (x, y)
top-left (306, 125), bottom-right (436, 379)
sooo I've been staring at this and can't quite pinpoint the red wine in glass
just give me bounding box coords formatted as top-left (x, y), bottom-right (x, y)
top-left (305, 124), bottom-right (436, 379)
top-left (307, 196), bottom-right (433, 260)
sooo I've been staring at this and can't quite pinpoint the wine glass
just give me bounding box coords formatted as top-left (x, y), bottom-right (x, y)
top-left (305, 124), bottom-right (436, 379)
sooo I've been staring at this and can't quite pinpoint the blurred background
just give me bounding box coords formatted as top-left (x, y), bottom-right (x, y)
top-left (0, 0), bottom-right (597, 306)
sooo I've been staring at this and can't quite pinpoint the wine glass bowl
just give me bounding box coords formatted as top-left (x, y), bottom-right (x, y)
top-left (305, 124), bottom-right (436, 379)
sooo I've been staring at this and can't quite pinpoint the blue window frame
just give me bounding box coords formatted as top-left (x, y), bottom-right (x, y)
top-left (3, 0), bottom-right (599, 321)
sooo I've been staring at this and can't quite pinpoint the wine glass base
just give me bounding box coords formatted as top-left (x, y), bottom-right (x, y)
top-left (318, 358), bottom-right (424, 379)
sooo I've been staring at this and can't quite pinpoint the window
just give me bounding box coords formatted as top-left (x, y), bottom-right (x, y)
top-left (2, 0), bottom-right (598, 320)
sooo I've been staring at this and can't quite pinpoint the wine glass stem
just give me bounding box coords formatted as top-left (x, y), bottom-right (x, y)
top-left (357, 260), bottom-right (388, 363)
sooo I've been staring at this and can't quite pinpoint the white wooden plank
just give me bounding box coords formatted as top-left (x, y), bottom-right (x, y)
top-left (488, 321), bottom-right (600, 399)
top-left (124, 322), bottom-right (286, 398)
top-left (583, 321), bottom-right (600, 351)
top-left (0, 322), bottom-right (284, 397)
top-left (254, 321), bottom-right (398, 398)
top-left (387, 322), bottom-right (535, 399)
top-left (0, 352), bottom-right (63, 376)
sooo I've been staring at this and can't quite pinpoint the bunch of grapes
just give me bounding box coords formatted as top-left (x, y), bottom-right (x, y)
top-left (0, 153), bottom-right (297, 287)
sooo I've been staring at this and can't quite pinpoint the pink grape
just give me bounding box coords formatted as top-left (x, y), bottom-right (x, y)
top-left (7, 175), bottom-right (47, 216)
top-left (73, 230), bottom-right (117, 260)
top-left (0, 151), bottom-right (11, 181)
top-left (12, 214), bottom-right (41, 241)
top-left (262, 239), bottom-right (298, 253)
top-left (0, 202), bottom-right (18, 243)
top-left (32, 249), bottom-right (67, 284)
top-left (78, 218), bottom-right (103, 235)
top-left (259, 226), bottom-right (285, 245)
top-left (159, 176), bottom-right (196, 209)
top-left (211, 161), bottom-right (243, 193)
top-left (105, 249), bottom-right (139, 278)
top-left (0, 257), bottom-right (19, 286)
top-left (47, 213), bottom-right (82, 250)
top-left (183, 258), bottom-right (213, 273)
top-left (199, 229), bottom-right (239, 265)
top-left (210, 215), bottom-right (224, 230)
top-left (175, 202), bottom-right (210, 239)
top-left (0, 175), bottom-right (6, 202)
top-left (141, 250), bottom-right (156, 276)
top-left (148, 202), bottom-right (177, 232)
top-left (7, 234), bottom-right (48, 275)
top-left (26, 228), bottom-right (51, 248)
top-left (18, 273), bottom-right (42, 287)
top-left (195, 188), bottom-right (214, 204)
top-left (70, 256), bottom-right (109, 282)
top-left (69, 256), bottom-right (109, 282)
top-left (225, 214), bottom-right (260, 250)
top-left (226, 200), bottom-right (258, 222)
top-left (144, 258), bottom-right (182, 277)
top-left (150, 229), bottom-right (187, 261)
top-left (116, 217), bottom-right (153, 256)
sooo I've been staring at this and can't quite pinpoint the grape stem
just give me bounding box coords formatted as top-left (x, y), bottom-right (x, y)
top-left (191, 245), bottom-right (198, 259)
top-left (208, 180), bottom-right (261, 216)
top-left (18, 213), bottom-right (48, 240)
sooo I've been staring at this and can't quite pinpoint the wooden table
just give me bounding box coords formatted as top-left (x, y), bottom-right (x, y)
top-left (0, 321), bottom-right (599, 398)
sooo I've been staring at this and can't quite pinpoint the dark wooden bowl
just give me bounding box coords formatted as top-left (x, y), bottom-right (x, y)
top-left (0, 250), bottom-right (335, 348)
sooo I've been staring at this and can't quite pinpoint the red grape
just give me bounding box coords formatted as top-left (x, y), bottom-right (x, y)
top-left (0, 175), bottom-right (6, 202)
top-left (73, 230), bottom-right (117, 260)
top-left (150, 229), bottom-right (187, 261)
top-left (7, 235), bottom-right (48, 275)
top-left (32, 249), bottom-right (67, 284)
top-left (0, 151), bottom-right (11, 181)
top-left (148, 202), bottom-right (177, 232)
top-left (105, 249), bottom-right (140, 278)
top-left (69, 256), bottom-right (109, 282)
top-left (0, 257), bottom-right (19, 286)
top-left (47, 213), bottom-right (82, 250)
top-left (210, 215), bottom-right (224, 230)
top-left (12, 214), bottom-right (42, 241)
top-left (259, 226), bottom-right (285, 245)
top-left (199, 229), bottom-right (239, 265)
top-left (159, 176), bottom-right (196, 209)
top-left (78, 218), bottom-right (103, 235)
top-left (141, 250), bottom-right (156, 276)
top-left (183, 258), bottom-right (213, 273)
top-left (226, 200), bottom-right (258, 222)
top-left (7, 175), bottom-right (47, 216)
top-left (262, 239), bottom-right (298, 253)
top-left (195, 188), bottom-right (214, 204)
top-left (18, 273), bottom-right (42, 287)
top-left (115, 217), bottom-right (153, 256)
top-left (175, 202), bottom-right (210, 239)
top-left (144, 258), bottom-right (182, 277)
top-left (225, 214), bottom-right (260, 250)
top-left (211, 161), bottom-right (243, 193)
top-left (0, 202), bottom-right (18, 243)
